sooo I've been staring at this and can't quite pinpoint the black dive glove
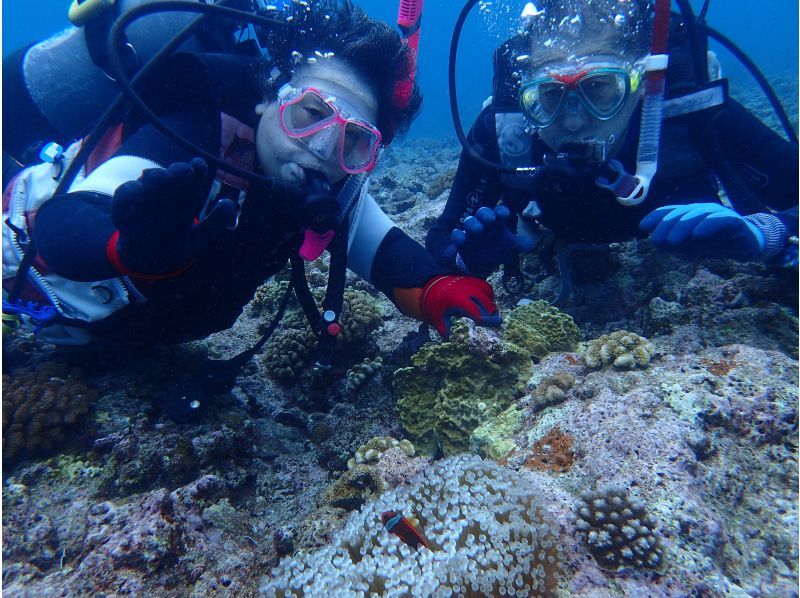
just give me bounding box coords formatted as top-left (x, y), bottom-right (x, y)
top-left (110, 159), bottom-right (236, 276)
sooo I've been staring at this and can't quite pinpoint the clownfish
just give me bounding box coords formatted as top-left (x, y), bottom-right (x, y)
top-left (381, 511), bottom-right (431, 550)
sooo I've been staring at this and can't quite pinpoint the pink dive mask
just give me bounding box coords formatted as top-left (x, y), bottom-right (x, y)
top-left (278, 85), bottom-right (383, 174)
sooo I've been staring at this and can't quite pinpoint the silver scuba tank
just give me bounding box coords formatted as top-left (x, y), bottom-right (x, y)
top-left (3, 0), bottom-right (233, 167)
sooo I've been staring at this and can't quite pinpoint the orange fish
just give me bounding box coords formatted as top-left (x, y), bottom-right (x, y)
top-left (381, 511), bottom-right (431, 550)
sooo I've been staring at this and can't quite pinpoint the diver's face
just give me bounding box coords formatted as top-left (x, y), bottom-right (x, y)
top-left (524, 55), bottom-right (642, 161)
top-left (255, 59), bottom-right (380, 186)
top-left (536, 88), bottom-right (639, 160)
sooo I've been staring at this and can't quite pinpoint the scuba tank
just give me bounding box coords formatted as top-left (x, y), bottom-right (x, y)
top-left (3, 0), bottom-right (240, 179)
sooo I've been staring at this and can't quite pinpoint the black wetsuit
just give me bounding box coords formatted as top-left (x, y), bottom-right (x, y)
top-left (427, 99), bottom-right (798, 268)
top-left (25, 53), bottom-right (445, 344)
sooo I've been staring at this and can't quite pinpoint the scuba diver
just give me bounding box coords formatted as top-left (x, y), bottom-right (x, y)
top-left (2, 0), bottom-right (501, 355)
top-left (427, 0), bottom-right (798, 295)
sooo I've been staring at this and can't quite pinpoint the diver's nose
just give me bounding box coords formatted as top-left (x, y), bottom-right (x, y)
top-left (306, 125), bottom-right (340, 161)
top-left (560, 92), bottom-right (589, 132)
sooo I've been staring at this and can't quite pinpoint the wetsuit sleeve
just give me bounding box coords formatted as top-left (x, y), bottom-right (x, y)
top-left (425, 105), bottom-right (502, 269)
top-left (713, 98), bottom-right (798, 234)
top-left (345, 189), bottom-right (452, 317)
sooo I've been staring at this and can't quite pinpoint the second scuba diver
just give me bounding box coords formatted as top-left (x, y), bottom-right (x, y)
top-left (427, 0), bottom-right (798, 292)
top-left (2, 0), bottom-right (502, 350)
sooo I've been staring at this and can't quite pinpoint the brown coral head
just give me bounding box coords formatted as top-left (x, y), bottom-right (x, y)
top-left (524, 426), bottom-right (575, 473)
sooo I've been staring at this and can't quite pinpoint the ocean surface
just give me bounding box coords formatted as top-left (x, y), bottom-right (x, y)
top-left (3, 0), bottom-right (798, 138)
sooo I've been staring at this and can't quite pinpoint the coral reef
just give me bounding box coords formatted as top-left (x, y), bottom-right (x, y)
top-left (337, 289), bottom-right (384, 349)
top-left (261, 327), bottom-right (318, 382)
top-left (260, 455), bottom-right (560, 597)
top-left (583, 330), bottom-right (654, 370)
top-left (394, 320), bottom-right (530, 456)
top-left (345, 357), bottom-right (383, 391)
top-left (470, 405), bottom-right (524, 459)
top-left (3, 363), bottom-right (98, 462)
top-left (322, 465), bottom-right (387, 511)
top-left (347, 436), bottom-right (415, 470)
top-left (504, 300), bottom-right (582, 359)
top-left (524, 427), bottom-right (575, 474)
top-left (575, 486), bottom-right (663, 571)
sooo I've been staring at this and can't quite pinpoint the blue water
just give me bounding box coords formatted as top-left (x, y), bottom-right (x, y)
top-left (3, 0), bottom-right (797, 138)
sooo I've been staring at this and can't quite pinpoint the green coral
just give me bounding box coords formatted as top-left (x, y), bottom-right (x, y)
top-left (338, 289), bottom-right (383, 348)
top-left (471, 404), bottom-right (524, 459)
top-left (261, 327), bottom-right (318, 381)
top-left (346, 357), bottom-right (383, 391)
top-left (584, 330), bottom-right (654, 370)
top-left (394, 303), bottom-right (580, 457)
top-left (394, 320), bottom-right (530, 456)
top-left (347, 435), bottom-right (415, 469)
top-left (504, 300), bottom-right (581, 358)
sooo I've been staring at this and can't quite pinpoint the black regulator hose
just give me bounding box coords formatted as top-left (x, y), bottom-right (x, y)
top-left (107, 1), bottom-right (290, 188)
top-left (700, 23), bottom-right (798, 144)
top-left (448, 0), bottom-right (523, 175)
top-left (54, 2), bottom-right (214, 196)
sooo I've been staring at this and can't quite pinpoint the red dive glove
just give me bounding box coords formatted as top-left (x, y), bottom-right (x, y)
top-left (421, 275), bottom-right (502, 337)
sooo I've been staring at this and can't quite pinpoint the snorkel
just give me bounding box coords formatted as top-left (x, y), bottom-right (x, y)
top-left (596, 0), bottom-right (671, 206)
top-left (393, 0), bottom-right (424, 115)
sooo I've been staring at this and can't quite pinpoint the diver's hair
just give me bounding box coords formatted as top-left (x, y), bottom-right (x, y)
top-left (526, 0), bottom-right (653, 67)
top-left (263, 0), bottom-right (422, 144)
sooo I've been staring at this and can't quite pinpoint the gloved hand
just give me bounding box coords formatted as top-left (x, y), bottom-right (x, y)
top-left (451, 205), bottom-right (534, 276)
top-left (639, 203), bottom-right (785, 262)
top-left (421, 275), bottom-right (502, 337)
top-left (110, 158), bottom-right (236, 275)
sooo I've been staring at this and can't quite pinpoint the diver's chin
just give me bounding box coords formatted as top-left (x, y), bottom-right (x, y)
top-left (280, 163), bottom-right (307, 186)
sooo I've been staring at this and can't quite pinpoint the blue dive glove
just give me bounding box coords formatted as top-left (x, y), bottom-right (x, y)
top-left (639, 203), bottom-right (788, 262)
top-left (451, 205), bottom-right (534, 277)
top-left (110, 158), bottom-right (237, 276)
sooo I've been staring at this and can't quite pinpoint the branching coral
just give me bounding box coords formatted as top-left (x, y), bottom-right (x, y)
top-left (584, 330), bottom-right (654, 370)
top-left (260, 454), bottom-right (560, 597)
top-left (575, 486), bottom-right (663, 571)
top-left (261, 327), bottom-right (318, 381)
top-left (3, 363), bottom-right (98, 461)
